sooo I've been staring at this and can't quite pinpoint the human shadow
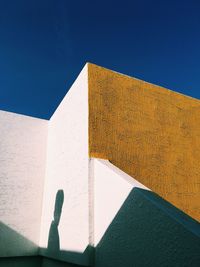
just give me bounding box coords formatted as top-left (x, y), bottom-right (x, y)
top-left (47, 190), bottom-right (64, 254)
top-left (1, 187), bottom-right (200, 267)
top-left (42, 189), bottom-right (93, 266)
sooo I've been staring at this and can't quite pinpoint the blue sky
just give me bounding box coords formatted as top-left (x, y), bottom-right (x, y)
top-left (1, 0), bottom-right (200, 119)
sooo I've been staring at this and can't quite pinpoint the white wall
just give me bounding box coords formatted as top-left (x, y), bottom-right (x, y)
top-left (0, 111), bottom-right (48, 256)
top-left (39, 64), bottom-right (89, 262)
top-left (93, 159), bottom-right (149, 246)
top-left (0, 63), bottom-right (149, 262)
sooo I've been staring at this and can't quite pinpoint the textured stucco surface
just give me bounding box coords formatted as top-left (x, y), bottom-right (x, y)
top-left (1, 63), bottom-right (200, 266)
top-left (95, 188), bottom-right (200, 267)
top-left (0, 111), bottom-right (48, 256)
top-left (39, 65), bottom-right (90, 265)
top-left (88, 63), bottom-right (200, 222)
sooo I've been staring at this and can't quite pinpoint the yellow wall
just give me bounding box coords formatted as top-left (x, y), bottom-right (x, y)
top-left (88, 63), bottom-right (200, 222)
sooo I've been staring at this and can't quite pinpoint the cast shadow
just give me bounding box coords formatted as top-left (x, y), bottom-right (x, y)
top-left (42, 187), bottom-right (200, 267)
top-left (95, 188), bottom-right (200, 267)
top-left (1, 188), bottom-right (200, 267)
top-left (40, 189), bottom-right (93, 267)
top-left (47, 189), bottom-right (64, 254)
top-left (0, 222), bottom-right (42, 267)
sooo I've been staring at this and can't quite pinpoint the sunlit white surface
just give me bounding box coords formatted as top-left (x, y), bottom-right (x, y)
top-left (39, 64), bottom-right (89, 254)
top-left (0, 63), bottom-right (151, 260)
top-left (93, 159), bottom-right (149, 246)
top-left (0, 111), bottom-right (48, 256)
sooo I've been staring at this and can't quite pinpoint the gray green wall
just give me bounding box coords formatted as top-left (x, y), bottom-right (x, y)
top-left (95, 188), bottom-right (200, 267)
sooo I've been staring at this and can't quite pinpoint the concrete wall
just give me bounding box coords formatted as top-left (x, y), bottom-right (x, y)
top-left (88, 63), bottom-right (200, 222)
top-left (39, 65), bottom-right (90, 265)
top-left (0, 111), bottom-right (48, 256)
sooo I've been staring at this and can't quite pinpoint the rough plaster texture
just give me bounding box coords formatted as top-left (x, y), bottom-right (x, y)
top-left (88, 63), bottom-right (200, 222)
top-left (39, 65), bottom-right (90, 265)
top-left (95, 188), bottom-right (200, 267)
top-left (1, 63), bottom-right (200, 266)
top-left (0, 111), bottom-right (48, 256)
top-left (93, 159), bottom-right (200, 267)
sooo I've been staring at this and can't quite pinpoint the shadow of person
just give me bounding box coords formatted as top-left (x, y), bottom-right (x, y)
top-left (47, 189), bottom-right (64, 255)
top-left (45, 189), bottom-right (93, 265)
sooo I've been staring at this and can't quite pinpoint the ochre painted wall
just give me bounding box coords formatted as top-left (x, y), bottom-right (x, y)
top-left (88, 63), bottom-right (200, 222)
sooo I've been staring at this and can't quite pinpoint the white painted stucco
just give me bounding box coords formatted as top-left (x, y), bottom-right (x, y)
top-left (39, 64), bottom-right (89, 255)
top-left (0, 111), bottom-right (48, 256)
top-left (0, 63), bottom-right (151, 263)
top-left (92, 159), bottom-right (149, 246)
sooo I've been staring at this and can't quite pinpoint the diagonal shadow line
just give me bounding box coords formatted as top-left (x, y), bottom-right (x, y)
top-left (1, 188), bottom-right (200, 267)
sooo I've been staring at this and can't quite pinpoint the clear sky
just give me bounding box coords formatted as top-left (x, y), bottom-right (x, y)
top-left (1, 0), bottom-right (200, 119)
